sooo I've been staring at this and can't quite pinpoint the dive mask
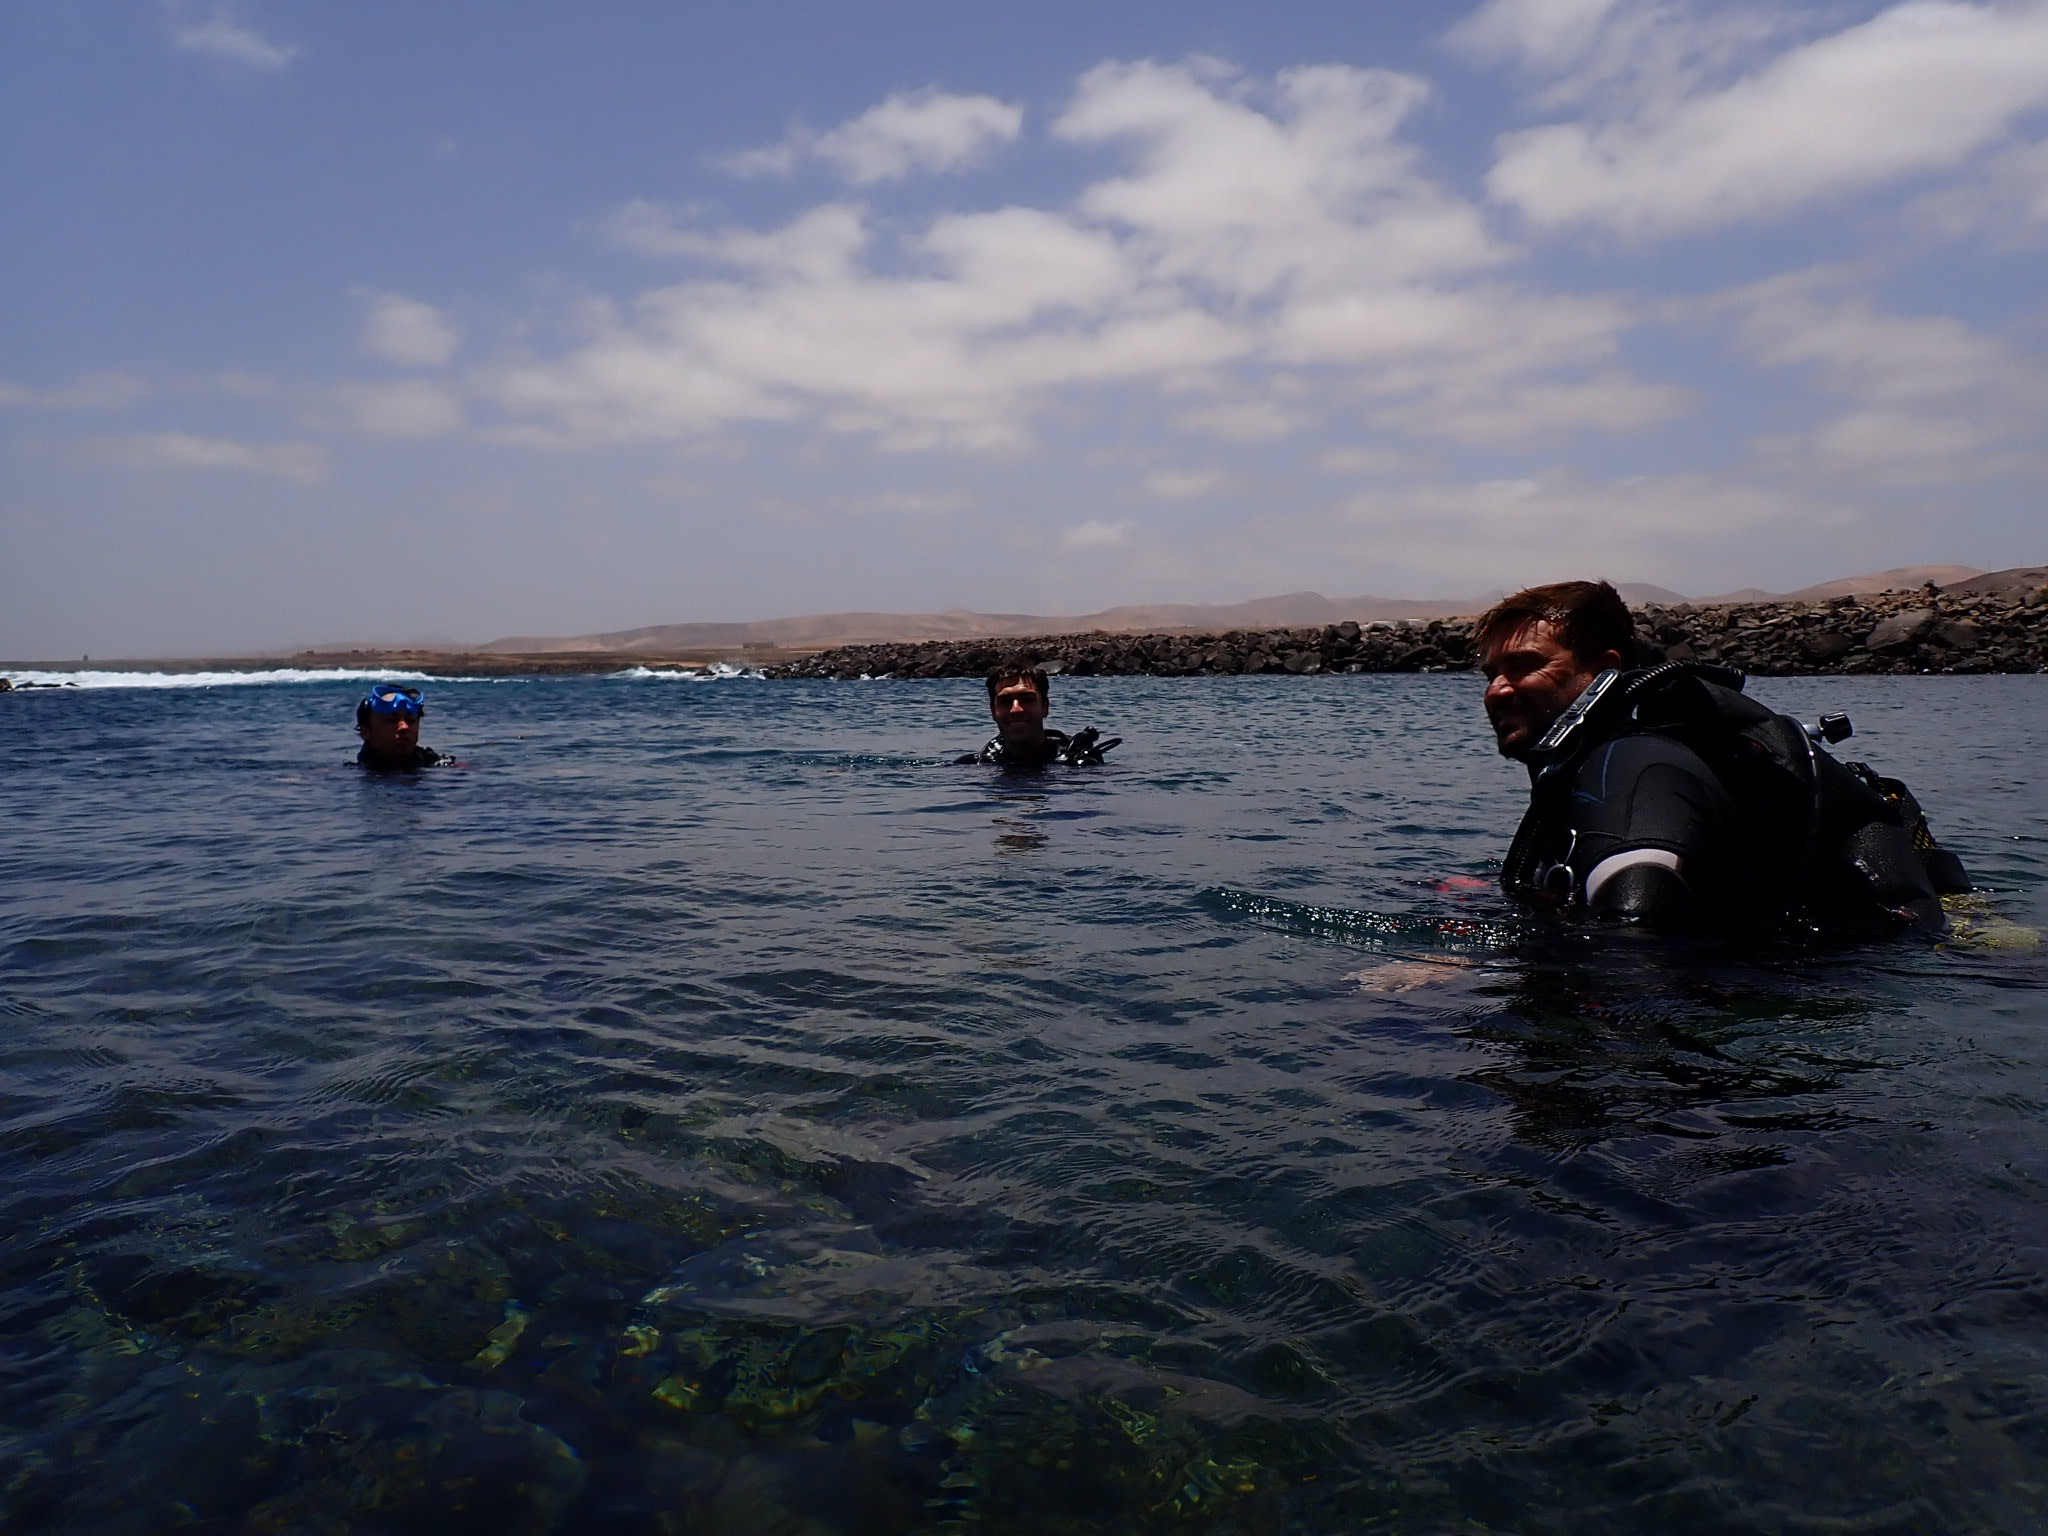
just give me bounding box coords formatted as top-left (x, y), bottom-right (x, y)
top-left (362, 684), bottom-right (424, 717)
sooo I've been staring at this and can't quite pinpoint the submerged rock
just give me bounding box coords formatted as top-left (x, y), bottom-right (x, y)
top-left (599, 1236), bottom-right (1320, 1532)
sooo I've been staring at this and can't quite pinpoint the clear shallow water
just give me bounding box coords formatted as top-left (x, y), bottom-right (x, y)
top-left (2, 672), bottom-right (2045, 1535)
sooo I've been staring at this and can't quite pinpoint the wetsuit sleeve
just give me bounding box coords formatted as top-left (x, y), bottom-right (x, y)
top-left (1562, 734), bottom-right (1741, 927)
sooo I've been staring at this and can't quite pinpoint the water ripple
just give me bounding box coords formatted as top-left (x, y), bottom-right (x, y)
top-left (0, 674), bottom-right (2044, 1532)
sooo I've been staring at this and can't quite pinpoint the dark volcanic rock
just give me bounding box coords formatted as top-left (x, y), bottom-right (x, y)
top-left (1868, 608), bottom-right (1937, 651)
top-left (768, 587), bottom-right (2048, 682)
top-left (1802, 632), bottom-right (1856, 664)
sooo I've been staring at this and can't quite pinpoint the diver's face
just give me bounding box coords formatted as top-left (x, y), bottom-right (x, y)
top-left (989, 679), bottom-right (1048, 743)
top-left (360, 709), bottom-right (421, 760)
top-left (1481, 619), bottom-right (1604, 760)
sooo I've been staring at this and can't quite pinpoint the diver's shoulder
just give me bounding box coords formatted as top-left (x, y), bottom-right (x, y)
top-left (1590, 729), bottom-right (1718, 773)
top-left (354, 744), bottom-right (451, 771)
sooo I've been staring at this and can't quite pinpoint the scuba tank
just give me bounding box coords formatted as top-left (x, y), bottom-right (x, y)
top-left (1503, 662), bottom-right (1966, 933)
top-left (1841, 762), bottom-right (1972, 895)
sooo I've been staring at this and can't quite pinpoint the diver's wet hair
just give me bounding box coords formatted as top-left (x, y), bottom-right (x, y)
top-left (985, 659), bottom-right (1050, 702)
top-left (1476, 580), bottom-right (1637, 668)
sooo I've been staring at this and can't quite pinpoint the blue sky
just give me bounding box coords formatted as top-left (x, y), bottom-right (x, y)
top-left (5, 0), bottom-right (2047, 656)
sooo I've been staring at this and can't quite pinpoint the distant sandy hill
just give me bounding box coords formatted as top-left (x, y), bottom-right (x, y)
top-left (1706, 564), bottom-right (1986, 604)
top-left (1939, 566), bottom-right (2048, 598)
top-left (481, 565), bottom-right (2008, 655)
top-left (480, 592), bottom-right (1480, 654)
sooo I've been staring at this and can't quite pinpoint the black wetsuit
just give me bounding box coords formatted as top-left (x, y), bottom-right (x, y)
top-left (355, 744), bottom-right (449, 771)
top-left (1504, 667), bottom-right (1953, 935)
top-left (956, 727), bottom-right (1117, 768)
top-left (1512, 732), bottom-right (1745, 919)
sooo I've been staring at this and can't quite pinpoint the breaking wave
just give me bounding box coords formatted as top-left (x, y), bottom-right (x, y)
top-left (0, 666), bottom-right (482, 691)
top-left (610, 662), bottom-right (765, 680)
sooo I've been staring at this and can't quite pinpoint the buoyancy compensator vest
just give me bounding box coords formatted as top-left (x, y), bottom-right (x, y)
top-left (1501, 662), bottom-right (1968, 935)
top-left (964, 726), bottom-right (1123, 768)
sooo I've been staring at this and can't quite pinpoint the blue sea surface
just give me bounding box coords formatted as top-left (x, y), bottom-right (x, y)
top-left (3, 671), bottom-right (2045, 1534)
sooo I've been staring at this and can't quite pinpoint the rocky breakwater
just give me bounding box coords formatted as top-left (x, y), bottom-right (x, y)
top-left (768, 581), bottom-right (2048, 681)
top-left (1634, 581), bottom-right (2048, 676)
top-left (769, 619), bottom-right (1477, 681)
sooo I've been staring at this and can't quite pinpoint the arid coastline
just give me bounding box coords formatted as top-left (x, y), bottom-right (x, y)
top-left (13, 569), bottom-right (2044, 683)
top-left (2, 646), bottom-right (811, 680)
top-left (772, 578), bottom-right (2048, 681)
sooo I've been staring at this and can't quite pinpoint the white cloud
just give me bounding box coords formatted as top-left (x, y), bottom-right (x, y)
top-left (1789, 410), bottom-right (1995, 474)
top-left (0, 373), bottom-right (145, 410)
top-left (1485, 0), bottom-right (2048, 237)
top-left (1316, 446), bottom-right (1425, 476)
top-left (493, 62), bottom-right (1669, 455)
top-left (337, 380), bottom-right (465, 438)
top-left (817, 91), bottom-right (1023, 183)
top-left (359, 292), bottom-right (459, 366)
top-left (494, 199), bottom-right (1220, 451)
top-left (1172, 396), bottom-right (1314, 441)
top-left (1371, 365), bottom-right (1690, 444)
top-left (843, 490), bottom-right (974, 516)
top-left (1714, 271), bottom-right (2048, 482)
top-left (1062, 518), bottom-right (1134, 548)
top-left (1140, 467), bottom-right (1233, 499)
top-left (1449, 0), bottom-right (1792, 111)
top-left (203, 370), bottom-right (279, 400)
top-left (608, 200), bottom-right (714, 257)
top-left (1100, 469), bottom-right (1864, 603)
top-left (1725, 275), bottom-right (2018, 397)
top-left (166, 3), bottom-right (299, 69)
top-left (1910, 135), bottom-right (2048, 245)
top-left (1449, 0), bottom-right (1633, 75)
top-left (725, 90), bottom-right (1024, 184)
top-left (1328, 472), bottom-right (1857, 587)
top-left (1059, 59), bottom-right (1500, 296)
top-left (114, 432), bottom-right (327, 483)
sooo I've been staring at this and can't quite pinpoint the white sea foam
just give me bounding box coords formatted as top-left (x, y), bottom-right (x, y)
top-left (611, 663), bottom-right (763, 680)
top-left (2, 662), bottom-right (767, 690)
top-left (0, 667), bottom-right (475, 691)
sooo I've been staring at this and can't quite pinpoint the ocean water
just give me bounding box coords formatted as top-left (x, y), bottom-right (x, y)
top-left (2, 670), bottom-right (2044, 1535)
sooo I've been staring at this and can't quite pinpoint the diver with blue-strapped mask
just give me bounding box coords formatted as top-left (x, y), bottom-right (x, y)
top-left (354, 684), bottom-right (450, 771)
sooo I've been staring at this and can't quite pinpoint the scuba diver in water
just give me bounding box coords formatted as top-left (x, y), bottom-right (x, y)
top-left (957, 661), bottom-right (1120, 769)
top-left (354, 683), bottom-right (450, 771)
top-left (1479, 580), bottom-right (1968, 937)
